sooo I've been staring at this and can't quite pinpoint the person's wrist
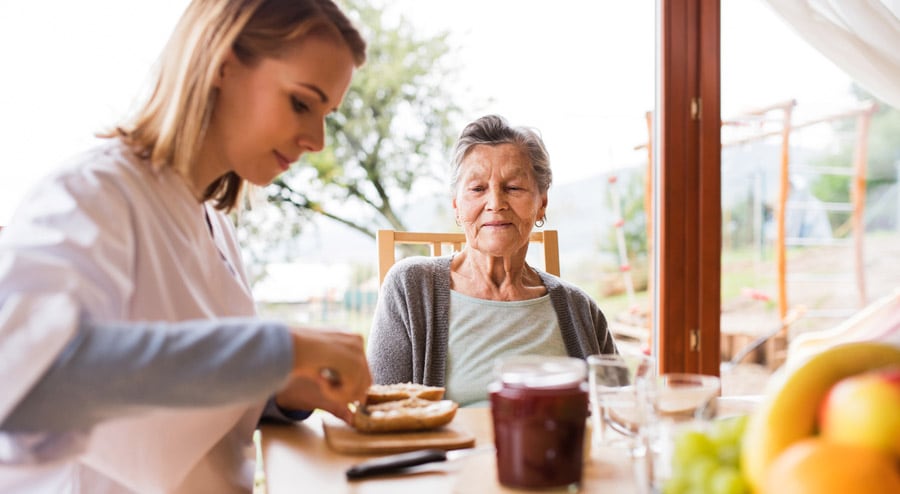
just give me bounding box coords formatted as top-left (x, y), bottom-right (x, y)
top-left (262, 396), bottom-right (312, 423)
top-left (276, 403), bottom-right (313, 421)
top-left (273, 393), bottom-right (313, 419)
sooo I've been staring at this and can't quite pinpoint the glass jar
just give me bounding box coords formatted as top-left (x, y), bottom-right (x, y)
top-left (489, 355), bottom-right (589, 490)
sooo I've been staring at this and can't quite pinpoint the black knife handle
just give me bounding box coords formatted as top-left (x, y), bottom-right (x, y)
top-left (345, 448), bottom-right (448, 480)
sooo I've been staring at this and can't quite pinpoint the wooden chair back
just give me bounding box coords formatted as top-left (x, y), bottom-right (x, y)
top-left (376, 229), bottom-right (560, 286)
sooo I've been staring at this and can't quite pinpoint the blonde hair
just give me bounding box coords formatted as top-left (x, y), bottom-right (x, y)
top-left (108, 0), bottom-right (366, 211)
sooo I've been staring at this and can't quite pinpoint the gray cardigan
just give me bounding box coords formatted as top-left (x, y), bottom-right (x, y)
top-left (367, 256), bottom-right (618, 386)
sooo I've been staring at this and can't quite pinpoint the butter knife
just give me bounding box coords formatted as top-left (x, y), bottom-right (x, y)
top-left (345, 445), bottom-right (494, 480)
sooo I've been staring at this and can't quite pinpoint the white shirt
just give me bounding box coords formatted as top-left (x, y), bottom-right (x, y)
top-left (0, 139), bottom-right (263, 493)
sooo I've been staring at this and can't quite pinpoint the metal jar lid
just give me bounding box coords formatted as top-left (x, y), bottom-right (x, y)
top-left (494, 355), bottom-right (587, 389)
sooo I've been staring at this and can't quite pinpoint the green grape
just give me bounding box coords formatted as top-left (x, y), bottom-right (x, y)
top-left (716, 443), bottom-right (741, 468)
top-left (709, 415), bottom-right (748, 446)
top-left (672, 430), bottom-right (717, 468)
top-left (708, 466), bottom-right (749, 494)
top-left (686, 457), bottom-right (718, 488)
top-left (662, 473), bottom-right (690, 494)
top-left (667, 418), bottom-right (750, 494)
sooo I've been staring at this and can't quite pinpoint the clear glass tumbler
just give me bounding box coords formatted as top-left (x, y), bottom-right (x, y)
top-left (587, 353), bottom-right (656, 452)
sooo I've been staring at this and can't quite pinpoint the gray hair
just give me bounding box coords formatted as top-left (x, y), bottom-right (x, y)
top-left (449, 114), bottom-right (552, 196)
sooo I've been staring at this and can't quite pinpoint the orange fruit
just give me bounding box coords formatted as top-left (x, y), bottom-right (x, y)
top-left (763, 437), bottom-right (900, 494)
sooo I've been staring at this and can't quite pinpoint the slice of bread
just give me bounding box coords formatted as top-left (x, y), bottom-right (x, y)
top-left (365, 382), bottom-right (446, 404)
top-left (350, 382), bottom-right (456, 433)
top-left (351, 397), bottom-right (458, 433)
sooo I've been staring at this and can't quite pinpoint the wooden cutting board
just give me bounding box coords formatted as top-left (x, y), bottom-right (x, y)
top-left (322, 416), bottom-right (476, 455)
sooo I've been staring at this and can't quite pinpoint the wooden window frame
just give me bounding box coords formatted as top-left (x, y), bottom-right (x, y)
top-left (655, 0), bottom-right (721, 375)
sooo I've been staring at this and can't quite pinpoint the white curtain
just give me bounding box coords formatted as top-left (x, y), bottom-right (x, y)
top-left (761, 0), bottom-right (900, 109)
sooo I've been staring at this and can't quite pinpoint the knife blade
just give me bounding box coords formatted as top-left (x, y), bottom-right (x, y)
top-left (345, 445), bottom-right (494, 480)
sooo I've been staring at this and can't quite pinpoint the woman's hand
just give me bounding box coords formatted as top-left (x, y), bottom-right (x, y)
top-left (274, 327), bottom-right (371, 423)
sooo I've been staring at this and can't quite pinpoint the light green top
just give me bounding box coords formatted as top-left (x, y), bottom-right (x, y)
top-left (445, 290), bottom-right (567, 407)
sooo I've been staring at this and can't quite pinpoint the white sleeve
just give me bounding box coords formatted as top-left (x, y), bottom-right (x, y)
top-left (0, 163), bottom-right (137, 423)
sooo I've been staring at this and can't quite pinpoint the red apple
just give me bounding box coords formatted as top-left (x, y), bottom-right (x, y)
top-left (818, 366), bottom-right (900, 458)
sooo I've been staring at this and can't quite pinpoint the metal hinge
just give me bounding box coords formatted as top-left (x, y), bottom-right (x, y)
top-left (690, 328), bottom-right (701, 352)
top-left (691, 97), bottom-right (701, 120)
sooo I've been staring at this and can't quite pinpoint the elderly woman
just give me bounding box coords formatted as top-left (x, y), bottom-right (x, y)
top-left (367, 114), bottom-right (618, 407)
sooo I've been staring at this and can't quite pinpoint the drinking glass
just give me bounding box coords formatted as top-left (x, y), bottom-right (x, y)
top-left (586, 353), bottom-right (655, 452)
top-left (649, 373), bottom-right (721, 422)
top-left (643, 373), bottom-right (722, 491)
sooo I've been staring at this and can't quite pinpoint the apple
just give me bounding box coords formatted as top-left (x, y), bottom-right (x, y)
top-left (818, 365), bottom-right (900, 457)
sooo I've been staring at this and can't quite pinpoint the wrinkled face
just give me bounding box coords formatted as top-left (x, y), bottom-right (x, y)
top-left (453, 143), bottom-right (548, 257)
top-left (208, 33), bottom-right (355, 186)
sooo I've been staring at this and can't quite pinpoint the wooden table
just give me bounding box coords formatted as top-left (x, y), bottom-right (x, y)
top-left (259, 408), bottom-right (639, 493)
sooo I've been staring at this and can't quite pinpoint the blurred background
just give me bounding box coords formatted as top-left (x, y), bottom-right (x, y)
top-left (2, 0), bottom-right (897, 376)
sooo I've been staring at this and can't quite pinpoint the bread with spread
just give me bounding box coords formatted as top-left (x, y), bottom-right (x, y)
top-left (352, 383), bottom-right (458, 433)
top-left (364, 383), bottom-right (447, 404)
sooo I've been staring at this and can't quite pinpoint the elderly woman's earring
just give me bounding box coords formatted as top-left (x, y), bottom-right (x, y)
top-left (535, 217), bottom-right (545, 228)
top-left (455, 216), bottom-right (462, 226)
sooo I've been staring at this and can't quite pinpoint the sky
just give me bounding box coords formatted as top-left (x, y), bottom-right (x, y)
top-left (0, 0), bottom-right (855, 225)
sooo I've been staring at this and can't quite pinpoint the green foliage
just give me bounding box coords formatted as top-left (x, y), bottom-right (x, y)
top-left (601, 170), bottom-right (649, 261)
top-left (810, 85), bottom-right (900, 231)
top-left (850, 84), bottom-right (900, 184)
top-left (264, 0), bottom-right (463, 240)
top-left (723, 189), bottom-right (759, 250)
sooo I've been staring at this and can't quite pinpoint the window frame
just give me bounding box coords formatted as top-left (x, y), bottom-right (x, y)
top-left (654, 0), bottom-right (722, 375)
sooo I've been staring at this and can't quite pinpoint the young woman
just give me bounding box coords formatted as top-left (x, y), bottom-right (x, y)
top-left (0, 1), bottom-right (371, 492)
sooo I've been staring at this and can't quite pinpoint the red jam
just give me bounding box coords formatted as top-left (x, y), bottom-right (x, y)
top-left (489, 357), bottom-right (588, 490)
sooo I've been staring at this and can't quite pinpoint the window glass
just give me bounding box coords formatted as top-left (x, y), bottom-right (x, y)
top-left (720, 0), bottom-right (899, 389)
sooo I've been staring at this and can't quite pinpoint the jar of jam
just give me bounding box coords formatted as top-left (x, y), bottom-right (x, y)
top-left (489, 355), bottom-right (588, 490)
